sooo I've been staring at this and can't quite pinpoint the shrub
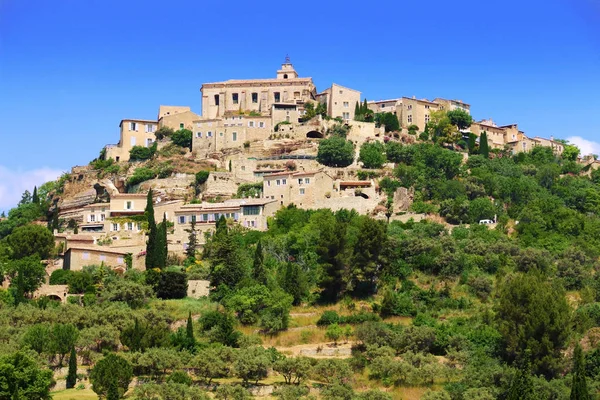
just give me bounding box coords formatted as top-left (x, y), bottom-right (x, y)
top-left (195, 170), bottom-right (210, 185)
top-left (317, 136), bottom-right (355, 167)
top-left (155, 126), bottom-right (174, 140)
top-left (49, 269), bottom-right (73, 285)
top-left (128, 167), bottom-right (156, 187)
top-left (129, 145), bottom-right (155, 161)
top-left (359, 142), bottom-right (386, 169)
top-left (317, 310), bottom-right (341, 326)
top-left (171, 129), bottom-right (193, 150)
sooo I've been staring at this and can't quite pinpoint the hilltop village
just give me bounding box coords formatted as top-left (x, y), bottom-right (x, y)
top-left (32, 58), bottom-right (593, 282)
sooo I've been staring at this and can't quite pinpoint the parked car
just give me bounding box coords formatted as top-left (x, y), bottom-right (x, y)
top-left (479, 219), bottom-right (494, 225)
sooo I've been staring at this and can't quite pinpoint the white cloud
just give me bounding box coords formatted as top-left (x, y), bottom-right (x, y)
top-left (566, 136), bottom-right (600, 157)
top-left (0, 166), bottom-right (65, 212)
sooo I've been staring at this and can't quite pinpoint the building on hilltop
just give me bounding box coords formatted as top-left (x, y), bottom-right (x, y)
top-left (105, 119), bottom-right (158, 162)
top-left (263, 170), bottom-right (335, 208)
top-left (200, 59), bottom-right (317, 119)
top-left (316, 83), bottom-right (361, 122)
top-left (367, 99), bottom-right (402, 115)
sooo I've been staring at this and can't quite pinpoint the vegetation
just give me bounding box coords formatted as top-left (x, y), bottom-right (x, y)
top-left (129, 143), bottom-right (157, 161)
top-left (317, 136), bottom-right (355, 167)
top-left (374, 112), bottom-right (400, 132)
top-left (171, 129), bottom-right (193, 150)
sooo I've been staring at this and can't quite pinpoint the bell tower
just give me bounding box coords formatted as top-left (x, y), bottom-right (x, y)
top-left (276, 55), bottom-right (298, 80)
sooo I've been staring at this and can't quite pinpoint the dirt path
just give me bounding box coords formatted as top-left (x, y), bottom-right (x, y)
top-left (273, 341), bottom-right (354, 358)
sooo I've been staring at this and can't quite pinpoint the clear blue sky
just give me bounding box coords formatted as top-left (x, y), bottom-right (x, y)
top-left (0, 0), bottom-right (599, 211)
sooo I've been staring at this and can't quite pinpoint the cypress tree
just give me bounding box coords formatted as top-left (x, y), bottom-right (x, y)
top-left (468, 133), bottom-right (477, 154)
top-left (570, 344), bottom-right (590, 400)
top-left (155, 213), bottom-right (168, 269)
top-left (480, 131), bottom-right (490, 158)
top-left (185, 218), bottom-right (197, 260)
top-left (252, 240), bottom-right (267, 285)
top-left (354, 101), bottom-right (361, 119)
top-left (362, 99), bottom-right (368, 114)
top-left (186, 311), bottom-right (195, 347)
top-left (145, 189), bottom-right (157, 269)
top-left (66, 346), bottom-right (77, 388)
top-left (506, 354), bottom-right (533, 400)
top-left (32, 186), bottom-right (39, 204)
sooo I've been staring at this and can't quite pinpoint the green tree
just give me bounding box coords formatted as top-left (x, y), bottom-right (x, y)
top-left (90, 353), bottom-right (133, 399)
top-left (66, 346), bottom-right (77, 389)
top-left (106, 377), bottom-right (120, 400)
top-left (145, 189), bottom-right (157, 269)
top-left (32, 186), bottom-right (39, 204)
top-left (359, 142), bottom-right (386, 169)
top-left (274, 356), bottom-right (312, 385)
top-left (22, 324), bottom-right (51, 354)
top-left (280, 262), bottom-right (307, 306)
top-left (155, 126), bottom-right (174, 140)
top-left (570, 343), bottom-right (590, 400)
top-left (185, 218), bottom-right (198, 260)
top-left (447, 108), bottom-right (474, 130)
top-left (7, 224), bottom-right (54, 260)
top-left (495, 273), bottom-right (571, 378)
top-left (6, 256), bottom-right (46, 303)
top-left (252, 240), bottom-right (267, 285)
top-left (326, 323), bottom-right (343, 345)
top-left (50, 323), bottom-right (79, 366)
top-left (317, 136), bottom-right (355, 167)
top-left (480, 132), bottom-right (490, 158)
top-left (155, 213), bottom-right (168, 269)
top-left (129, 145), bottom-right (155, 161)
top-left (215, 384), bottom-right (251, 400)
top-left (171, 129), bottom-right (193, 150)
top-left (120, 318), bottom-right (147, 352)
top-left (563, 144), bottom-right (580, 162)
top-left (506, 357), bottom-right (534, 400)
top-left (0, 351), bottom-right (53, 400)
top-left (429, 110), bottom-right (459, 145)
top-left (234, 346), bottom-right (272, 384)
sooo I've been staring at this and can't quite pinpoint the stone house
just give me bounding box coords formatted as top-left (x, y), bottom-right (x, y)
top-left (397, 97), bottom-right (441, 132)
top-left (171, 198), bottom-right (278, 251)
top-left (159, 109), bottom-right (201, 132)
top-left (105, 119), bottom-right (158, 162)
top-left (367, 98), bottom-right (402, 115)
top-left (63, 246), bottom-right (132, 272)
top-left (433, 98), bottom-right (471, 114)
top-left (316, 83), bottom-right (361, 122)
top-left (263, 170), bottom-right (335, 208)
top-left (200, 59), bottom-right (316, 119)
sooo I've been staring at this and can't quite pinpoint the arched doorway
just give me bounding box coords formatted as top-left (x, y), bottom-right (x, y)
top-left (306, 131), bottom-right (324, 139)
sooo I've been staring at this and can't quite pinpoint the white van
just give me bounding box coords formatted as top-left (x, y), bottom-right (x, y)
top-left (479, 219), bottom-right (494, 225)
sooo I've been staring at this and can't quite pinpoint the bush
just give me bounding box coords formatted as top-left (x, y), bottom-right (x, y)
top-left (128, 167), bottom-right (156, 187)
top-left (317, 136), bottom-right (355, 167)
top-left (195, 170), bottom-right (210, 185)
top-left (155, 126), bottom-right (174, 140)
top-left (171, 129), bottom-right (193, 150)
top-left (49, 269), bottom-right (73, 285)
top-left (317, 310), bottom-right (341, 326)
top-left (129, 145), bottom-right (155, 161)
top-left (359, 142), bottom-right (386, 169)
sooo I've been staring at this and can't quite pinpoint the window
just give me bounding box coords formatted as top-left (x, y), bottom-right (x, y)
top-left (339, 90), bottom-right (343, 94)
top-left (207, 131), bottom-right (213, 137)
top-left (178, 216), bottom-right (186, 224)
top-left (274, 92), bottom-right (281, 102)
top-left (202, 214), bottom-right (208, 222)
top-left (214, 94), bottom-right (220, 106)
top-left (252, 93), bottom-right (258, 103)
top-left (232, 93), bottom-right (238, 104)
top-left (343, 112), bottom-right (350, 120)
top-left (100, 214), bottom-right (105, 221)
top-left (243, 206), bottom-right (260, 215)
top-left (214, 213), bottom-right (220, 220)
top-left (220, 132), bottom-right (224, 136)
top-left (191, 215), bottom-right (196, 223)
top-left (248, 121), bottom-right (254, 127)
top-left (276, 179), bottom-right (281, 186)
top-left (425, 105), bottom-right (430, 109)
top-left (99, 254), bottom-right (106, 262)
top-left (90, 214), bottom-right (96, 222)
top-left (294, 91), bottom-right (300, 99)
top-left (425, 115), bottom-right (430, 124)
top-left (129, 122), bottom-right (137, 131)
top-left (259, 121), bottom-right (265, 128)
top-left (196, 132), bottom-right (202, 138)
top-left (282, 179), bottom-right (287, 185)
top-left (343, 102), bottom-right (349, 108)
top-left (267, 180), bottom-right (271, 186)
top-left (146, 138), bottom-right (153, 147)
top-left (127, 222), bottom-right (133, 231)
top-left (407, 105), bottom-right (412, 110)
top-left (305, 178), bottom-right (310, 184)
top-left (286, 116), bottom-right (290, 122)
top-left (112, 223), bottom-right (119, 231)
top-left (117, 257), bottom-right (124, 264)
top-left (137, 223), bottom-right (141, 231)
top-left (82, 252), bottom-right (90, 260)
top-left (126, 201), bottom-right (132, 210)
top-left (407, 115), bottom-right (413, 123)
top-left (145, 124), bottom-right (155, 133)
top-left (232, 132), bottom-right (237, 141)
top-left (130, 137), bottom-right (136, 146)
top-left (299, 188), bottom-right (305, 195)
top-left (179, 123), bottom-right (184, 129)
top-left (298, 178), bottom-right (303, 184)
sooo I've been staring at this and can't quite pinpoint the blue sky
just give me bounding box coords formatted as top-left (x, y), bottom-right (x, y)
top-left (1, 0), bottom-right (599, 212)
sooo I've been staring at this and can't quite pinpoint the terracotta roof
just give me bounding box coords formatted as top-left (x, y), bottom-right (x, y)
top-left (119, 119), bottom-right (157, 127)
top-left (202, 77), bottom-right (313, 87)
top-left (263, 171), bottom-right (293, 178)
top-left (83, 203), bottom-right (109, 209)
top-left (111, 193), bottom-right (147, 198)
top-left (340, 181), bottom-right (372, 186)
top-left (54, 234), bottom-right (95, 241)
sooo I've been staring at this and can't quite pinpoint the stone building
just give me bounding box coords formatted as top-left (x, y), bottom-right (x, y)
top-left (159, 108), bottom-right (201, 132)
top-left (469, 119), bottom-right (508, 149)
top-left (432, 98), bottom-right (471, 114)
top-left (397, 97), bottom-right (440, 132)
top-left (105, 119), bottom-right (158, 162)
top-left (171, 198), bottom-right (278, 250)
top-left (367, 99), bottom-right (402, 115)
top-left (263, 170), bottom-right (335, 208)
top-left (63, 246), bottom-right (132, 272)
top-left (316, 83), bottom-right (361, 122)
top-left (200, 59), bottom-right (316, 119)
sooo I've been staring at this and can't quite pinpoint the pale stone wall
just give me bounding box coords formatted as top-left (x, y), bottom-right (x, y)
top-left (367, 99), bottom-right (402, 115)
top-left (159, 110), bottom-right (200, 131)
top-left (33, 284), bottom-right (70, 303)
top-left (158, 105), bottom-right (191, 119)
top-left (469, 123), bottom-right (507, 149)
top-left (263, 171), bottom-right (335, 208)
top-left (433, 98), bottom-right (471, 114)
top-left (200, 63), bottom-right (315, 119)
top-left (398, 98), bottom-right (440, 132)
top-left (64, 247), bottom-right (129, 272)
top-left (106, 119), bottom-right (158, 162)
top-left (272, 104), bottom-right (301, 125)
top-left (328, 83), bottom-right (361, 122)
top-left (187, 280), bottom-right (210, 298)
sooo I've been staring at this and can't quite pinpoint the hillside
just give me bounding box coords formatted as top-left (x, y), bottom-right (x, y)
top-left (1, 126), bottom-right (600, 400)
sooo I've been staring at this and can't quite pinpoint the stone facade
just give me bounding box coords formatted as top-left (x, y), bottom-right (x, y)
top-left (317, 83), bottom-right (361, 122)
top-left (105, 119), bottom-right (158, 162)
top-left (367, 98), bottom-right (402, 115)
top-left (200, 61), bottom-right (316, 119)
top-left (397, 97), bottom-right (440, 132)
top-left (159, 110), bottom-right (201, 132)
top-left (63, 246), bottom-right (134, 272)
top-left (263, 170), bottom-right (335, 208)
